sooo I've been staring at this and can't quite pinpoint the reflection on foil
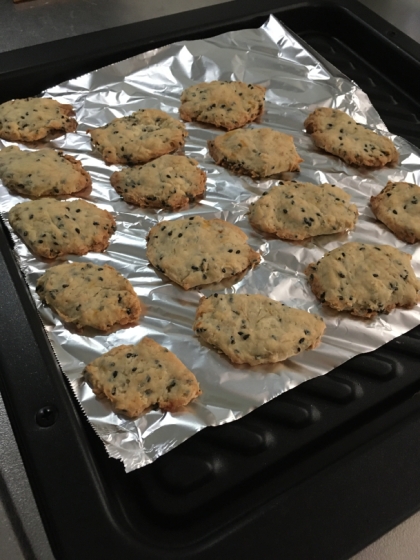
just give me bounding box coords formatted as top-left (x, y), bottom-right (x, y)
top-left (1, 16), bottom-right (420, 471)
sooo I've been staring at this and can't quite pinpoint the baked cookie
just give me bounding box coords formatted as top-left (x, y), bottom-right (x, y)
top-left (0, 146), bottom-right (91, 198)
top-left (36, 262), bottom-right (141, 330)
top-left (305, 242), bottom-right (420, 318)
top-left (304, 107), bottom-right (398, 168)
top-left (9, 198), bottom-right (116, 259)
top-left (146, 216), bottom-right (260, 290)
top-left (194, 293), bottom-right (325, 365)
top-left (180, 80), bottom-right (265, 130)
top-left (371, 181), bottom-right (420, 243)
top-left (110, 154), bottom-right (206, 209)
top-left (88, 109), bottom-right (187, 165)
top-left (208, 128), bottom-right (303, 179)
top-left (0, 97), bottom-right (77, 142)
top-left (249, 180), bottom-right (358, 240)
top-left (83, 337), bottom-right (201, 418)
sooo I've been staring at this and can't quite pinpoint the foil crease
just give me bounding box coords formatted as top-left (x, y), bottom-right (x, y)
top-left (1, 16), bottom-right (420, 471)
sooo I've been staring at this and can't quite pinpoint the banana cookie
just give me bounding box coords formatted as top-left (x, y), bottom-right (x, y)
top-left (304, 107), bottom-right (398, 168)
top-left (249, 180), bottom-right (358, 240)
top-left (208, 127), bottom-right (302, 179)
top-left (146, 216), bottom-right (260, 290)
top-left (371, 181), bottom-right (420, 243)
top-left (0, 97), bottom-right (77, 142)
top-left (305, 242), bottom-right (420, 318)
top-left (110, 154), bottom-right (206, 209)
top-left (180, 80), bottom-right (265, 130)
top-left (194, 293), bottom-right (325, 365)
top-left (9, 198), bottom-right (116, 259)
top-left (36, 262), bottom-right (141, 330)
top-left (0, 146), bottom-right (91, 198)
top-left (88, 108), bottom-right (187, 165)
top-left (83, 337), bottom-right (201, 418)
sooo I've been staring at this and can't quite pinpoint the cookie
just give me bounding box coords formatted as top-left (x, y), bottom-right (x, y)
top-left (371, 181), bottom-right (420, 243)
top-left (146, 216), bottom-right (260, 290)
top-left (9, 198), bottom-right (116, 259)
top-left (0, 146), bottom-right (91, 198)
top-left (36, 262), bottom-right (141, 330)
top-left (248, 180), bottom-right (358, 240)
top-left (83, 337), bottom-right (201, 418)
top-left (208, 127), bottom-right (303, 179)
top-left (110, 154), bottom-right (206, 209)
top-left (0, 97), bottom-right (77, 142)
top-left (88, 109), bottom-right (187, 165)
top-left (304, 107), bottom-right (398, 168)
top-left (305, 242), bottom-right (420, 318)
top-left (180, 80), bottom-right (266, 130)
top-left (194, 293), bottom-right (325, 365)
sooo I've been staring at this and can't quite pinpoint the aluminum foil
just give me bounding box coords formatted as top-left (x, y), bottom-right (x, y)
top-left (1, 15), bottom-right (420, 472)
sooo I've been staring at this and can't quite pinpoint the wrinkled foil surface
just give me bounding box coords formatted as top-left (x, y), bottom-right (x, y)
top-left (1, 16), bottom-right (420, 471)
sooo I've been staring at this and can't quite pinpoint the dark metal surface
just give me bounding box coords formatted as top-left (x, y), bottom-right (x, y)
top-left (0, 0), bottom-right (418, 55)
top-left (361, 0), bottom-right (420, 43)
top-left (0, 0), bottom-right (231, 54)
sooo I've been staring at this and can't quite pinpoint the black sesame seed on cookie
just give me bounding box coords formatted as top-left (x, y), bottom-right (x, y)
top-left (37, 262), bottom-right (141, 330)
top-left (0, 146), bottom-right (91, 198)
top-left (110, 154), bottom-right (206, 209)
top-left (194, 293), bottom-right (325, 365)
top-left (304, 107), bottom-right (398, 167)
top-left (9, 198), bottom-right (116, 259)
top-left (305, 242), bottom-right (420, 317)
top-left (83, 337), bottom-right (201, 417)
top-left (249, 180), bottom-right (358, 240)
top-left (371, 181), bottom-right (420, 243)
top-left (146, 216), bottom-right (260, 290)
top-left (180, 80), bottom-right (265, 130)
top-left (88, 109), bottom-right (187, 165)
top-left (0, 97), bottom-right (77, 142)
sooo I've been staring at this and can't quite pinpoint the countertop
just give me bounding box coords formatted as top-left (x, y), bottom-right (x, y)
top-left (0, 1), bottom-right (419, 558)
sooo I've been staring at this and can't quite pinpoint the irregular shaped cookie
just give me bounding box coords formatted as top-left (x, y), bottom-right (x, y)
top-left (180, 80), bottom-right (265, 130)
top-left (88, 108), bottom-right (187, 165)
top-left (36, 262), bottom-right (141, 330)
top-left (194, 293), bottom-right (325, 365)
top-left (249, 180), bottom-right (358, 240)
top-left (0, 97), bottom-right (77, 142)
top-left (83, 337), bottom-right (201, 418)
top-left (110, 154), bottom-right (206, 209)
top-left (146, 216), bottom-right (260, 290)
top-left (371, 181), bottom-right (420, 243)
top-left (304, 107), bottom-right (398, 168)
top-left (305, 242), bottom-right (420, 318)
top-left (9, 198), bottom-right (116, 259)
top-left (0, 146), bottom-right (91, 198)
top-left (208, 128), bottom-right (302, 179)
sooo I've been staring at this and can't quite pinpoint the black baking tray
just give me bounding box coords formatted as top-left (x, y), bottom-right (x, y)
top-left (1, 1), bottom-right (420, 559)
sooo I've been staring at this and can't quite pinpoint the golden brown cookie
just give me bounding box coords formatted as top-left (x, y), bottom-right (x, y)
top-left (180, 80), bottom-right (265, 130)
top-left (110, 154), bottom-right (206, 209)
top-left (248, 180), bottom-right (358, 240)
top-left (304, 107), bottom-right (398, 167)
top-left (36, 262), bottom-right (141, 330)
top-left (0, 97), bottom-right (77, 142)
top-left (83, 337), bottom-right (201, 418)
top-left (88, 109), bottom-right (187, 165)
top-left (371, 181), bottom-right (420, 243)
top-left (208, 127), bottom-right (302, 179)
top-left (194, 293), bottom-right (325, 365)
top-left (8, 198), bottom-right (116, 259)
top-left (0, 146), bottom-right (91, 198)
top-left (146, 216), bottom-right (260, 290)
top-left (305, 242), bottom-right (420, 318)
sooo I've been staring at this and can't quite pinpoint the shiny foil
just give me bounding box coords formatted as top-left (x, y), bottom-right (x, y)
top-left (1, 16), bottom-right (420, 471)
